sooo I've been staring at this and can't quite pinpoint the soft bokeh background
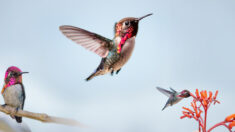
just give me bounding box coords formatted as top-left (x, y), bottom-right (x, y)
top-left (0, 0), bottom-right (234, 132)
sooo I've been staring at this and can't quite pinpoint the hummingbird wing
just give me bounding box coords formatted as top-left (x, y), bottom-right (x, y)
top-left (170, 87), bottom-right (177, 93)
top-left (156, 87), bottom-right (173, 97)
top-left (59, 25), bottom-right (113, 58)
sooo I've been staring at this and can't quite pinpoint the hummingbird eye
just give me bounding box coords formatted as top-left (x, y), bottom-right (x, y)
top-left (8, 72), bottom-right (17, 77)
top-left (124, 21), bottom-right (130, 26)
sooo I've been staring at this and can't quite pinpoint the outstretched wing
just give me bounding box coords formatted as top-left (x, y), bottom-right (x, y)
top-left (60, 25), bottom-right (113, 58)
top-left (156, 87), bottom-right (173, 97)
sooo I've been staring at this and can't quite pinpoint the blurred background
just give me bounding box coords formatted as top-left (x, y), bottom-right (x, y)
top-left (0, 0), bottom-right (234, 132)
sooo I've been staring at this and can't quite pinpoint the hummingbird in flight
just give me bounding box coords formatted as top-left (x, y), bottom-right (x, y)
top-left (1, 66), bottom-right (28, 123)
top-left (60, 13), bottom-right (152, 81)
top-left (156, 87), bottom-right (190, 111)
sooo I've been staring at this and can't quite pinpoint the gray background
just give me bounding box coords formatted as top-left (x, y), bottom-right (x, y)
top-left (0, 0), bottom-right (234, 132)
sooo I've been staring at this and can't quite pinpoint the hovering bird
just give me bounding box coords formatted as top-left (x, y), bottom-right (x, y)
top-left (156, 87), bottom-right (190, 110)
top-left (60, 13), bottom-right (152, 81)
top-left (1, 66), bottom-right (28, 123)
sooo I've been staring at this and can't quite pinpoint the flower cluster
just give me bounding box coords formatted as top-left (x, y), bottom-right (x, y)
top-left (180, 89), bottom-right (234, 132)
top-left (180, 89), bottom-right (219, 121)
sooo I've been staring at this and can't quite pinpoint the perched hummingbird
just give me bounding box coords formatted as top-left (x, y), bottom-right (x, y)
top-left (1, 66), bottom-right (28, 123)
top-left (59, 13), bottom-right (152, 81)
top-left (156, 87), bottom-right (190, 111)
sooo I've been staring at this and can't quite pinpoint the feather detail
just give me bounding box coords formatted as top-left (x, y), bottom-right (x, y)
top-left (60, 25), bottom-right (113, 58)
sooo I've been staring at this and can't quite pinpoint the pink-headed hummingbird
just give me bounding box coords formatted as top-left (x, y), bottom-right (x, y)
top-left (1, 66), bottom-right (28, 123)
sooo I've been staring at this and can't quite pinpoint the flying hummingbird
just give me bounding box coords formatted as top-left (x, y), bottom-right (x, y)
top-left (156, 87), bottom-right (190, 111)
top-left (1, 66), bottom-right (28, 123)
top-left (59, 13), bottom-right (152, 81)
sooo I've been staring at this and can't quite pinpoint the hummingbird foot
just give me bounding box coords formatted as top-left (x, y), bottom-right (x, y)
top-left (9, 107), bottom-right (18, 119)
top-left (13, 107), bottom-right (18, 115)
top-left (116, 69), bottom-right (121, 74)
top-left (111, 70), bottom-right (114, 76)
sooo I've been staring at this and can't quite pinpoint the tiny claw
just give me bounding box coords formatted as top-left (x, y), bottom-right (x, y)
top-left (116, 69), bottom-right (121, 74)
top-left (10, 108), bottom-right (17, 118)
top-left (111, 70), bottom-right (114, 76)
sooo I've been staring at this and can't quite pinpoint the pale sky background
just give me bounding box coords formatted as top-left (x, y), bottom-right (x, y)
top-left (0, 0), bottom-right (234, 132)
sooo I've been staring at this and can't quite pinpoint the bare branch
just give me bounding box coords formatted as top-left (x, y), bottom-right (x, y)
top-left (0, 105), bottom-right (88, 128)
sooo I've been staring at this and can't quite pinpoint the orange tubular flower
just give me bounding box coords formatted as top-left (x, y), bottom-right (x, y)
top-left (203, 99), bottom-right (207, 107)
top-left (225, 114), bottom-right (235, 122)
top-left (214, 90), bottom-right (218, 100)
top-left (180, 115), bottom-right (187, 119)
top-left (209, 91), bottom-right (213, 102)
top-left (204, 91), bottom-right (208, 99)
top-left (196, 89), bottom-right (200, 98)
top-left (208, 91), bottom-right (212, 99)
top-left (183, 107), bottom-right (194, 115)
top-left (191, 102), bottom-right (196, 110)
top-left (200, 91), bottom-right (205, 99)
top-left (228, 121), bottom-right (235, 129)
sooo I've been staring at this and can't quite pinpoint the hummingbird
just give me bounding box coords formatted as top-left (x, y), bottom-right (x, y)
top-left (156, 87), bottom-right (190, 111)
top-left (59, 13), bottom-right (152, 81)
top-left (1, 66), bottom-right (28, 123)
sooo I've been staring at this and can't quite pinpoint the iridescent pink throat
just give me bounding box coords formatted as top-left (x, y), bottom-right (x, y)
top-left (1, 77), bottom-right (17, 94)
top-left (6, 77), bottom-right (17, 87)
top-left (116, 25), bottom-right (134, 53)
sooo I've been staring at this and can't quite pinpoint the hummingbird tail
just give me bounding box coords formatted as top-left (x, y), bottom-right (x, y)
top-left (162, 100), bottom-right (170, 111)
top-left (15, 116), bottom-right (22, 123)
top-left (162, 104), bottom-right (169, 111)
top-left (86, 73), bottom-right (96, 81)
top-left (86, 58), bottom-right (106, 81)
top-left (162, 106), bottom-right (167, 111)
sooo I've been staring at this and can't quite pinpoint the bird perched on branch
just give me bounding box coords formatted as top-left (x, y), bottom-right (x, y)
top-left (1, 66), bottom-right (28, 123)
top-left (60, 13), bottom-right (152, 81)
top-left (156, 87), bottom-right (190, 110)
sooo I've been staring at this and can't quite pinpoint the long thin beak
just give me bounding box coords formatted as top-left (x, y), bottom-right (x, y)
top-left (19, 72), bottom-right (29, 75)
top-left (137, 13), bottom-right (153, 21)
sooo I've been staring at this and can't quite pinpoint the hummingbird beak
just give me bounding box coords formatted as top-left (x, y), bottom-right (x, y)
top-left (19, 72), bottom-right (29, 75)
top-left (137, 13), bottom-right (153, 21)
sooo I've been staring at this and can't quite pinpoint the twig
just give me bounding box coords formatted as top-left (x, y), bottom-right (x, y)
top-left (0, 105), bottom-right (88, 128)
